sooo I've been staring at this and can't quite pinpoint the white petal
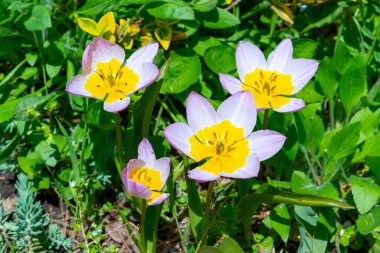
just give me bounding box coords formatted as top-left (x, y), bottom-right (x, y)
top-left (186, 92), bottom-right (217, 132)
top-left (82, 37), bottom-right (125, 75)
top-left (220, 154), bottom-right (260, 179)
top-left (66, 75), bottom-right (92, 98)
top-left (219, 74), bottom-right (243, 95)
top-left (154, 158), bottom-right (171, 189)
top-left (188, 168), bottom-right (219, 183)
top-left (163, 122), bottom-right (193, 158)
top-left (103, 97), bottom-right (131, 113)
top-left (236, 41), bottom-right (267, 82)
top-left (132, 62), bottom-right (160, 92)
top-left (274, 98), bottom-right (305, 113)
top-left (126, 42), bottom-right (159, 68)
top-left (138, 138), bottom-right (156, 168)
top-left (216, 91), bottom-right (257, 136)
top-left (267, 38), bottom-right (293, 72)
top-left (284, 59), bottom-right (319, 94)
top-left (247, 130), bottom-right (286, 161)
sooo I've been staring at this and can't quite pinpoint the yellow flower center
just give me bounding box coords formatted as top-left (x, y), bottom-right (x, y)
top-left (128, 167), bottom-right (163, 191)
top-left (242, 69), bottom-right (294, 109)
top-left (189, 120), bottom-right (249, 175)
top-left (84, 58), bottom-right (140, 104)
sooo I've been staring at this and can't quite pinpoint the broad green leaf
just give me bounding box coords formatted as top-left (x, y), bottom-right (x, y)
top-left (317, 57), bottom-right (339, 101)
top-left (304, 113), bottom-right (324, 149)
top-left (35, 141), bottom-right (57, 167)
top-left (77, 0), bottom-right (117, 16)
top-left (350, 176), bottom-right (380, 214)
top-left (13, 93), bottom-right (55, 121)
top-left (24, 5), bottom-right (52, 31)
top-left (350, 108), bottom-right (379, 143)
top-left (200, 238), bottom-right (244, 253)
top-left (18, 157), bottom-right (38, 179)
top-left (366, 157), bottom-right (380, 184)
top-left (34, 174), bottom-right (51, 190)
top-left (293, 39), bottom-right (317, 59)
top-left (294, 81), bottom-right (324, 104)
top-left (192, 0), bottom-right (218, 12)
top-left (339, 65), bottom-right (366, 115)
top-left (0, 26), bottom-right (17, 38)
top-left (204, 45), bottom-right (235, 74)
top-left (358, 131), bottom-right (380, 160)
top-left (0, 98), bottom-right (22, 123)
top-left (0, 134), bottom-right (20, 161)
top-left (198, 8), bottom-right (240, 29)
top-left (84, 102), bottom-right (115, 130)
top-left (291, 171), bottom-right (316, 195)
top-left (357, 206), bottom-right (380, 235)
top-left (270, 204), bottom-right (291, 243)
top-left (147, 0), bottom-right (195, 20)
top-left (190, 36), bottom-right (221, 56)
top-left (328, 122), bottom-right (361, 159)
top-left (77, 18), bottom-right (99, 36)
top-left (161, 49), bottom-right (201, 94)
top-left (333, 40), bottom-right (351, 74)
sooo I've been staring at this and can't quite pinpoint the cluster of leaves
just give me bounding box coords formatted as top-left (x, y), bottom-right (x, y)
top-left (2, 174), bottom-right (72, 252)
top-left (0, 0), bottom-right (380, 252)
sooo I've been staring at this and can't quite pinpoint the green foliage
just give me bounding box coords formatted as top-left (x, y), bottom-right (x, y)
top-left (3, 174), bottom-right (72, 252)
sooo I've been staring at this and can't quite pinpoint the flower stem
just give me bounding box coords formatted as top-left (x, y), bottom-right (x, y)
top-left (114, 113), bottom-right (124, 167)
top-left (201, 181), bottom-right (214, 247)
top-left (262, 109), bottom-right (269, 129)
top-left (140, 199), bottom-right (147, 253)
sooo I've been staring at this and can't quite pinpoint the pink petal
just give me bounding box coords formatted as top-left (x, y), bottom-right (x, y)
top-left (216, 91), bottom-right (257, 136)
top-left (126, 42), bottom-right (159, 68)
top-left (247, 130), bottom-right (286, 161)
top-left (267, 38), bottom-right (293, 72)
top-left (132, 62), bottom-right (159, 92)
top-left (154, 158), bottom-right (171, 189)
top-left (188, 168), bottom-right (219, 183)
top-left (103, 97), bottom-right (131, 113)
top-left (66, 75), bottom-right (92, 97)
top-left (186, 92), bottom-right (217, 132)
top-left (236, 41), bottom-right (267, 82)
top-left (82, 37), bottom-right (125, 75)
top-left (126, 159), bottom-right (146, 175)
top-left (163, 122), bottom-right (194, 158)
top-left (220, 154), bottom-right (260, 179)
top-left (274, 98), bottom-right (305, 113)
top-left (121, 167), bottom-right (151, 199)
top-left (149, 193), bottom-right (170, 205)
top-left (219, 74), bottom-right (243, 95)
top-left (138, 138), bottom-right (156, 168)
top-left (284, 59), bottom-right (319, 94)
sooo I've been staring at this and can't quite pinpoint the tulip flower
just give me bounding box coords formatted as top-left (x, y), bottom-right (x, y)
top-left (121, 139), bottom-right (170, 205)
top-left (219, 39), bottom-right (318, 112)
top-left (66, 37), bottom-right (159, 113)
top-left (163, 91), bottom-right (286, 182)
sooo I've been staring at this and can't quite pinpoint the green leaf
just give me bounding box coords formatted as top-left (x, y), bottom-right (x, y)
top-left (13, 93), bottom-right (55, 121)
top-left (183, 156), bottom-right (204, 243)
top-left (147, 0), bottom-right (195, 20)
top-left (198, 8), bottom-right (240, 29)
top-left (76, 0), bottom-right (117, 16)
top-left (200, 238), bottom-right (244, 253)
top-left (291, 171), bottom-right (317, 195)
top-left (350, 108), bottom-right (379, 143)
top-left (84, 102), bottom-right (115, 130)
top-left (204, 45), bottom-right (236, 74)
top-left (270, 204), bottom-right (291, 243)
top-left (317, 57), bottom-right (339, 101)
top-left (339, 65), bottom-right (366, 115)
top-left (350, 176), bottom-right (380, 214)
top-left (57, 118), bottom-right (80, 180)
top-left (190, 36), bottom-right (221, 56)
top-left (18, 157), bottom-right (38, 179)
top-left (0, 26), bottom-right (18, 38)
top-left (328, 122), bottom-right (361, 159)
top-left (161, 49), bottom-right (201, 94)
top-left (333, 40), bottom-right (351, 74)
top-left (191, 0), bottom-right (218, 12)
top-left (0, 59), bottom-right (27, 90)
top-left (292, 39), bottom-right (317, 59)
top-left (357, 205), bottom-right (380, 235)
top-left (24, 5), bottom-right (52, 31)
top-left (0, 134), bottom-right (20, 161)
top-left (358, 131), bottom-right (380, 160)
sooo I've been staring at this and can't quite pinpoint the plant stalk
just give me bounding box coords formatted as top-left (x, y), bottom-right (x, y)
top-left (262, 109), bottom-right (269, 129)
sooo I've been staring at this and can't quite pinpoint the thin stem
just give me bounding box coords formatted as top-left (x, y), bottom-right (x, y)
top-left (114, 113), bottom-right (124, 167)
top-left (32, 31), bottom-right (48, 95)
top-left (329, 98), bottom-right (335, 130)
top-left (301, 146), bottom-right (317, 182)
top-left (367, 22), bottom-right (380, 64)
top-left (79, 99), bottom-right (88, 174)
top-left (140, 200), bottom-right (147, 253)
top-left (200, 181), bottom-right (215, 247)
top-left (262, 109), bottom-right (269, 129)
